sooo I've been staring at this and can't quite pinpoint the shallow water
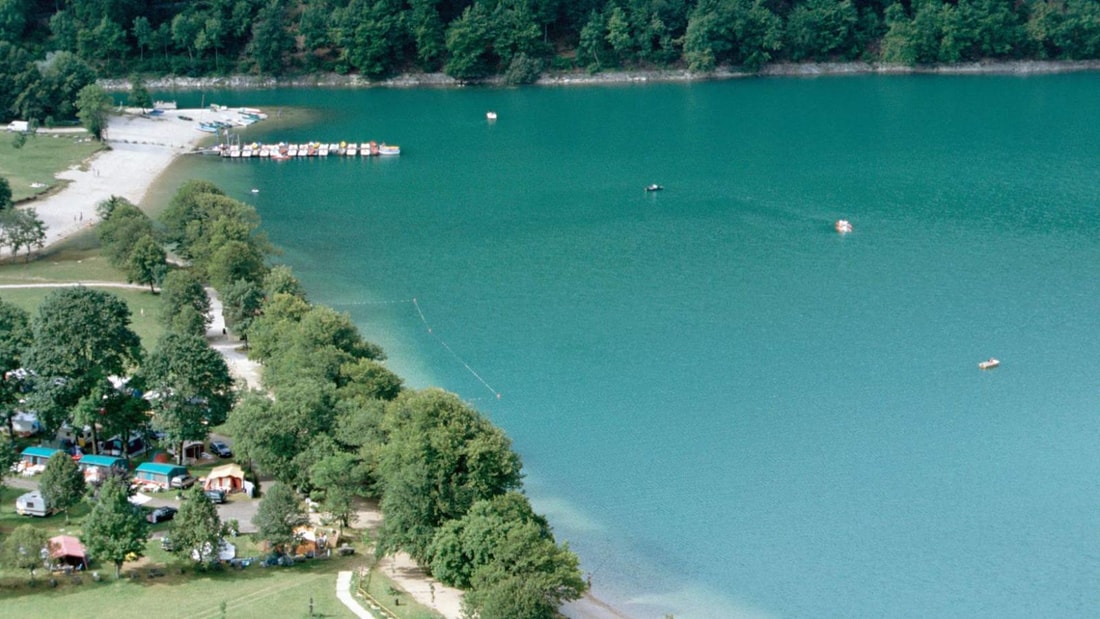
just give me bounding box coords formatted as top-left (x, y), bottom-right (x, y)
top-left (153, 74), bottom-right (1100, 617)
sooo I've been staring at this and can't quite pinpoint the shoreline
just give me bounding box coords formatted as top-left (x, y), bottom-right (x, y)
top-left (25, 108), bottom-right (213, 251)
top-left (98, 59), bottom-right (1100, 92)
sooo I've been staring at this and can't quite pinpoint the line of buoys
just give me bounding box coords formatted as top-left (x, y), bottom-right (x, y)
top-left (412, 298), bottom-right (501, 400)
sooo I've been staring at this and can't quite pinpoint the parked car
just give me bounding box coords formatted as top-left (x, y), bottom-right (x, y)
top-left (170, 475), bottom-right (196, 489)
top-left (209, 440), bottom-right (232, 458)
top-left (205, 488), bottom-right (227, 504)
top-left (146, 506), bottom-right (177, 524)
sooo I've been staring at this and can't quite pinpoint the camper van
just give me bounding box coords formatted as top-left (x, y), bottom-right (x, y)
top-left (6, 120), bottom-right (29, 133)
top-left (15, 490), bottom-right (51, 517)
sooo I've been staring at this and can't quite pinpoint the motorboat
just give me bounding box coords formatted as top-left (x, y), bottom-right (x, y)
top-left (835, 219), bottom-right (853, 233)
top-left (978, 358), bottom-right (1000, 370)
top-left (487, 111), bottom-right (498, 120)
top-left (379, 144), bottom-right (400, 156)
top-left (645, 184), bottom-right (663, 192)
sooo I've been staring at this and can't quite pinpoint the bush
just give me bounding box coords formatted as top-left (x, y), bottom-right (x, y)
top-left (503, 53), bottom-right (544, 85)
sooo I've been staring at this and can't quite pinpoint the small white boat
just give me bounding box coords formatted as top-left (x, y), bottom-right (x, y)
top-left (835, 219), bottom-right (853, 234)
top-left (645, 184), bottom-right (663, 192)
top-left (487, 111), bottom-right (498, 120)
top-left (379, 144), bottom-right (400, 156)
top-left (978, 358), bottom-right (1000, 370)
top-left (250, 188), bottom-right (259, 194)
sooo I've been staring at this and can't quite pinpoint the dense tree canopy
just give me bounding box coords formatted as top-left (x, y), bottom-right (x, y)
top-left (0, 299), bottom-right (31, 439)
top-left (3, 1), bottom-right (1100, 125)
top-left (23, 286), bottom-right (142, 437)
top-left (140, 331), bottom-right (235, 464)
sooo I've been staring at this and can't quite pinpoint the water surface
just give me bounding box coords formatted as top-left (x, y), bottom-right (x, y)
top-left (153, 74), bottom-right (1100, 618)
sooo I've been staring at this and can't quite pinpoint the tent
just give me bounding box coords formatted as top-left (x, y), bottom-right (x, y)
top-left (50, 535), bottom-right (88, 570)
top-left (203, 463), bottom-right (245, 493)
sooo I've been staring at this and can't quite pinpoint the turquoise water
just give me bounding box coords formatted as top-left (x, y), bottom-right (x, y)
top-left (155, 75), bottom-right (1100, 617)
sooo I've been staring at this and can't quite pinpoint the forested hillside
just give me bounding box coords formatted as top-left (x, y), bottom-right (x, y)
top-left (3, 0), bottom-right (1100, 122)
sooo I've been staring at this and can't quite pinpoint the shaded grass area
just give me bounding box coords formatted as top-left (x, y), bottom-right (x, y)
top-left (0, 131), bottom-right (103, 202)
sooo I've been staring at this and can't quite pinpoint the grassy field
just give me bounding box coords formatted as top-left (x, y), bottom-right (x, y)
top-left (0, 253), bottom-right (167, 348)
top-left (0, 131), bottom-right (103, 203)
top-left (0, 548), bottom-right (362, 619)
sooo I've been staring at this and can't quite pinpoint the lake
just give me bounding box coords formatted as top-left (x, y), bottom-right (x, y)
top-left (152, 73), bottom-right (1100, 618)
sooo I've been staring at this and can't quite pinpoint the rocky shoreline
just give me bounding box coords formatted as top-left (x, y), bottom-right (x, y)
top-left (98, 59), bottom-right (1100, 92)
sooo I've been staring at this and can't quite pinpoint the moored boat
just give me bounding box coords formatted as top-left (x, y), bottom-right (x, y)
top-left (645, 184), bottom-right (663, 192)
top-left (379, 143), bottom-right (400, 156)
top-left (978, 358), bottom-right (1000, 370)
top-left (835, 219), bottom-right (853, 234)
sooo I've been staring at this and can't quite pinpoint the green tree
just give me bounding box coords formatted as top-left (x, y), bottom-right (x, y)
top-left (407, 0), bottom-right (446, 69)
top-left (75, 83), bottom-right (111, 140)
top-left (221, 277), bottom-right (263, 338)
top-left (39, 451), bottom-right (86, 521)
top-left (0, 207), bottom-right (46, 261)
top-left (72, 383), bottom-right (150, 465)
top-left (445, 3), bottom-right (495, 80)
top-left (96, 196), bottom-right (154, 269)
top-left (252, 482), bottom-right (306, 552)
top-left (141, 332), bottom-right (234, 465)
top-left (0, 176), bottom-right (11, 210)
top-left (0, 440), bottom-right (17, 499)
top-left (247, 0), bottom-right (293, 74)
top-left (1, 524), bottom-right (49, 582)
top-left (24, 287), bottom-right (142, 438)
top-left (0, 299), bottom-right (31, 439)
top-left (81, 476), bottom-right (148, 579)
top-left (129, 74), bottom-right (151, 110)
top-left (377, 389), bottom-right (523, 563)
top-left (126, 233), bottom-right (167, 292)
top-left (785, 0), bottom-right (859, 61)
top-left (132, 16), bottom-right (153, 62)
top-left (310, 451), bottom-right (364, 528)
top-left (207, 239), bottom-right (268, 293)
top-left (229, 380), bottom-right (336, 486)
top-left (171, 485), bottom-right (226, 567)
top-left (160, 269), bottom-right (211, 337)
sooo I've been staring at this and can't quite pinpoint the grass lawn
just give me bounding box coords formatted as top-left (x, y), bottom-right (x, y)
top-left (0, 253), bottom-right (167, 348)
top-left (0, 131), bottom-right (103, 202)
top-left (0, 550), bottom-right (362, 619)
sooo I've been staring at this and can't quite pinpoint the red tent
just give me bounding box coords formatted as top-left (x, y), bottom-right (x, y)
top-left (49, 535), bottom-right (88, 570)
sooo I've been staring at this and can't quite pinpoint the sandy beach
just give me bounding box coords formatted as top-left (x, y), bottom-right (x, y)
top-left (26, 107), bottom-right (219, 249)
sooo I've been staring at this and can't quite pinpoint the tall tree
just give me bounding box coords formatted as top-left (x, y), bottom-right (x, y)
top-left (125, 233), bottom-right (167, 292)
top-left (128, 74), bottom-right (151, 110)
top-left (310, 451), bottom-right (365, 528)
top-left (23, 287), bottom-right (142, 439)
top-left (1, 524), bottom-right (50, 582)
top-left (96, 196), bottom-right (154, 269)
top-left (0, 207), bottom-right (46, 260)
top-left (38, 451), bottom-right (86, 522)
top-left (141, 332), bottom-right (234, 465)
top-left (229, 379), bottom-right (336, 486)
top-left (75, 83), bottom-right (112, 140)
top-left (377, 389), bottom-right (523, 563)
top-left (171, 485), bottom-right (226, 567)
top-left (0, 299), bottom-right (31, 439)
top-left (81, 476), bottom-right (148, 579)
top-left (252, 481), bottom-right (307, 552)
top-left (159, 269), bottom-right (211, 337)
top-left (0, 176), bottom-right (11, 210)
